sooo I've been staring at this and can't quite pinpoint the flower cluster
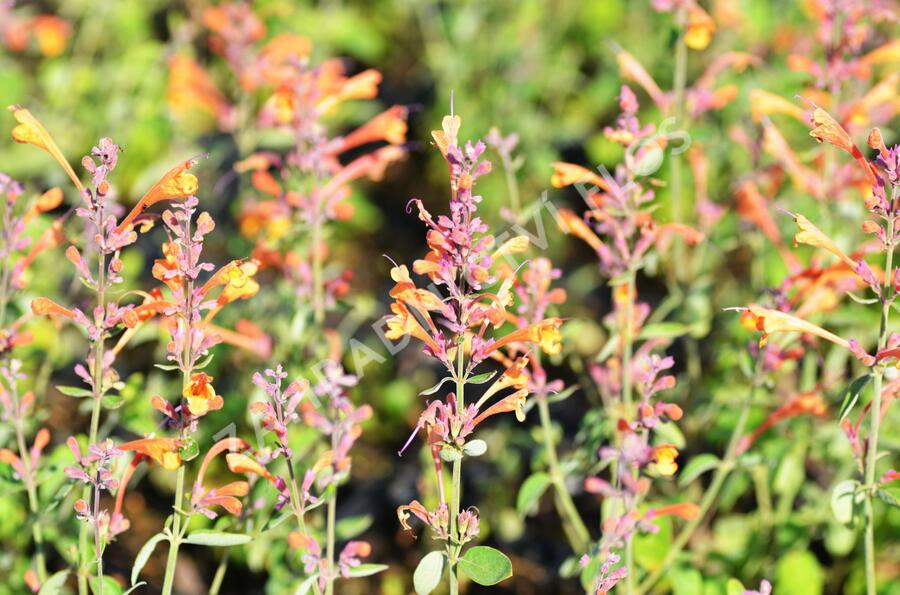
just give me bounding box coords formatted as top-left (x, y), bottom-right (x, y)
top-left (553, 87), bottom-right (700, 588)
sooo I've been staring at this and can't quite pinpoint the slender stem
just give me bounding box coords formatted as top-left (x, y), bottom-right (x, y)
top-left (448, 458), bottom-right (462, 595)
top-left (536, 393), bottom-right (589, 552)
top-left (162, 462), bottom-right (186, 595)
top-left (93, 469), bottom-right (104, 593)
top-left (447, 345), bottom-right (465, 595)
top-left (325, 485), bottom-right (337, 595)
top-left (500, 153), bottom-right (521, 214)
top-left (79, 216), bottom-right (108, 595)
top-left (286, 460), bottom-right (324, 595)
top-left (209, 550), bottom-right (230, 595)
top-left (13, 413), bottom-right (47, 581)
top-left (312, 210), bottom-right (325, 327)
top-left (637, 360), bottom-right (763, 594)
top-left (670, 7), bottom-right (688, 283)
top-left (864, 211), bottom-right (894, 595)
top-left (621, 271), bottom-right (636, 409)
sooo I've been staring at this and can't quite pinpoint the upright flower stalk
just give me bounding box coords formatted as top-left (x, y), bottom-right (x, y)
top-left (13, 111), bottom-right (138, 593)
top-left (553, 87), bottom-right (703, 593)
top-left (0, 173), bottom-right (61, 585)
top-left (391, 112), bottom-right (562, 594)
top-left (739, 110), bottom-right (899, 595)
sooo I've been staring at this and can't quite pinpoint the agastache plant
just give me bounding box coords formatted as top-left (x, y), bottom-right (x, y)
top-left (0, 171), bottom-right (65, 586)
top-left (388, 112), bottom-right (564, 594)
top-left (552, 86), bottom-right (703, 593)
top-left (12, 109), bottom-right (143, 593)
top-left (249, 361), bottom-right (378, 594)
top-left (120, 189), bottom-right (261, 594)
top-left (739, 108), bottom-right (898, 595)
top-left (172, 3), bottom-right (407, 336)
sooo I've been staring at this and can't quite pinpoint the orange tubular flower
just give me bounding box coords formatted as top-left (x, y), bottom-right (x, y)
top-left (22, 187), bottom-right (63, 225)
top-left (653, 444), bottom-right (680, 476)
top-left (738, 390), bottom-right (827, 453)
top-left (550, 162), bottom-right (613, 193)
top-left (807, 105), bottom-right (876, 185)
top-left (749, 89), bottom-right (807, 123)
top-left (31, 296), bottom-right (77, 320)
top-left (226, 452), bottom-right (280, 488)
top-left (31, 15), bottom-right (71, 57)
top-left (339, 105), bottom-right (409, 151)
top-left (206, 320), bottom-right (273, 360)
top-left (476, 357), bottom-right (530, 408)
top-left (8, 106), bottom-right (84, 193)
top-left (473, 388), bottom-right (530, 426)
top-left (119, 437), bottom-right (182, 470)
top-left (557, 208), bottom-right (604, 253)
top-left (792, 213), bottom-right (857, 268)
top-left (167, 55), bottom-right (230, 123)
top-left (648, 502), bottom-right (701, 521)
top-left (385, 301), bottom-right (441, 353)
top-left (685, 3), bottom-right (715, 50)
top-left (613, 49), bottom-right (668, 110)
top-left (116, 157), bottom-right (201, 233)
top-left (485, 318), bottom-right (563, 357)
top-left (183, 372), bottom-right (223, 417)
top-left (744, 304), bottom-right (850, 349)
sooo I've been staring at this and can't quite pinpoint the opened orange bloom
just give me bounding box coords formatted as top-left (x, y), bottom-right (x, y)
top-left (116, 157), bottom-right (201, 232)
top-left (653, 444), bottom-right (679, 476)
top-left (183, 372), bottom-right (223, 417)
top-left (9, 106), bottom-right (84, 192)
top-left (119, 437), bottom-right (182, 470)
top-left (744, 304), bottom-right (849, 349)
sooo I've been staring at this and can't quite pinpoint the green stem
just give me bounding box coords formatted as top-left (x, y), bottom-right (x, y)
top-left (209, 550), bottom-right (230, 595)
top-left (621, 271), bottom-right (636, 409)
top-left (325, 488), bottom-right (337, 595)
top-left (79, 231), bottom-right (107, 595)
top-left (312, 211), bottom-right (325, 327)
top-left (14, 414), bottom-right (47, 581)
top-left (501, 153), bottom-right (521, 215)
top-left (286, 460), bottom-right (324, 595)
top-left (536, 394), bottom-right (589, 552)
top-left (161, 463), bottom-right (186, 595)
top-left (448, 458), bottom-right (462, 595)
top-left (637, 361), bottom-right (762, 594)
top-left (864, 212), bottom-right (894, 595)
top-left (447, 345), bottom-right (465, 595)
top-left (670, 7), bottom-right (688, 283)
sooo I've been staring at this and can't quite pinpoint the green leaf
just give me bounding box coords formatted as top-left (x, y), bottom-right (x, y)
top-left (467, 371), bottom-right (497, 385)
top-left (775, 550), bottom-right (824, 595)
top-left (838, 374), bottom-right (871, 422)
top-left (458, 546), bottom-right (513, 586)
top-left (102, 394), bottom-right (125, 409)
top-left (335, 514), bottom-right (373, 540)
top-left (419, 376), bottom-right (454, 396)
top-left (876, 488), bottom-right (900, 508)
top-left (639, 322), bottom-right (693, 340)
top-left (132, 532), bottom-right (168, 585)
top-left (90, 575), bottom-right (123, 595)
top-left (179, 438), bottom-right (200, 461)
top-left (38, 570), bottom-right (69, 595)
top-left (546, 385), bottom-right (578, 404)
top-left (122, 584), bottom-right (147, 595)
top-left (183, 530), bottom-right (252, 547)
top-left (463, 439), bottom-right (487, 457)
top-left (344, 563), bottom-right (388, 578)
top-left (56, 385), bottom-right (93, 398)
top-left (294, 574), bottom-right (319, 595)
top-left (830, 479), bottom-right (862, 525)
top-left (678, 454), bottom-right (720, 487)
top-left (439, 446), bottom-right (462, 462)
top-left (154, 363), bottom-right (182, 371)
top-left (725, 578), bottom-right (746, 595)
top-left (413, 551), bottom-right (445, 595)
top-left (517, 472), bottom-right (552, 517)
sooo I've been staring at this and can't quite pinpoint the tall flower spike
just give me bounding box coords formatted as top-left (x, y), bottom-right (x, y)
top-left (8, 106), bottom-right (84, 192)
